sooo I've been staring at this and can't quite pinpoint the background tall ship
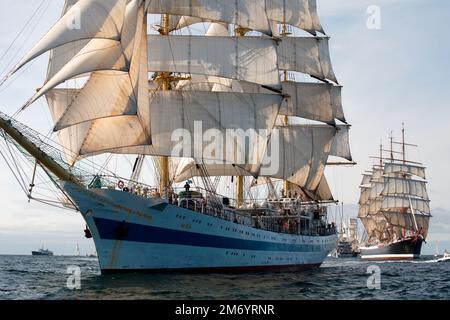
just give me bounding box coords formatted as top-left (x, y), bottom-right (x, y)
top-left (358, 126), bottom-right (431, 260)
top-left (0, 0), bottom-right (353, 273)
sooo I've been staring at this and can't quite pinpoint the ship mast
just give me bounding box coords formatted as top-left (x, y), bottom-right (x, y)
top-left (234, 25), bottom-right (247, 208)
top-left (157, 14), bottom-right (171, 197)
top-left (402, 124), bottom-right (419, 232)
top-left (402, 123), bottom-right (406, 163)
top-left (281, 23), bottom-right (291, 199)
top-left (379, 140), bottom-right (383, 167)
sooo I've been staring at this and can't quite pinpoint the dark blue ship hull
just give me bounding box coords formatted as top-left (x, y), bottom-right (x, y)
top-left (360, 237), bottom-right (423, 260)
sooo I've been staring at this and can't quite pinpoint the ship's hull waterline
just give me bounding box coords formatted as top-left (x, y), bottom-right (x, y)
top-left (62, 183), bottom-right (337, 274)
top-left (360, 237), bottom-right (423, 261)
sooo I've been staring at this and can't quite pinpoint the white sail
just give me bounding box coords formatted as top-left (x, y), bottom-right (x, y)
top-left (265, 0), bottom-right (319, 35)
top-left (359, 187), bottom-right (370, 205)
top-left (279, 82), bottom-right (339, 124)
top-left (277, 37), bottom-right (337, 83)
top-left (361, 173), bottom-right (372, 186)
top-left (146, 0), bottom-right (271, 35)
top-left (173, 125), bottom-right (335, 191)
top-left (308, 0), bottom-right (325, 34)
top-left (206, 22), bottom-right (230, 37)
top-left (331, 86), bottom-right (346, 123)
top-left (45, 89), bottom-right (91, 164)
top-left (371, 168), bottom-right (384, 182)
top-left (384, 162), bottom-right (426, 179)
top-left (262, 125), bottom-right (335, 190)
top-left (79, 116), bottom-right (149, 156)
top-left (54, 72), bottom-right (137, 129)
top-left (381, 196), bottom-right (430, 214)
top-left (369, 181), bottom-right (384, 200)
top-left (382, 211), bottom-right (431, 238)
top-left (146, 91), bottom-right (281, 165)
top-left (55, 3), bottom-right (148, 129)
top-left (46, 0), bottom-right (88, 81)
top-left (358, 204), bottom-right (370, 218)
top-left (148, 35), bottom-right (280, 88)
top-left (26, 39), bottom-right (128, 108)
top-left (315, 175), bottom-right (334, 201)
top-left (329, 125), bottom-right (352, 161)
top-left (382, 177), bottom-right (429, 200)
top-left (79, 91), bottom-right (282, 165)
top-left (5, 0), bottom-right (348, 204)
top-left (11, 0), bottom-right (126, 75)
top-left (369, 198), bottom-right (382, 215)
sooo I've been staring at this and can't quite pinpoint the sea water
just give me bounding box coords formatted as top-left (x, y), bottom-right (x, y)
top-left (0, 255), bottom-right (448, 300)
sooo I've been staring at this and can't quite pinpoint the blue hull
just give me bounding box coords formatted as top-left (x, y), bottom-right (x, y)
top-left (62, 183), bottom-right (337, 274)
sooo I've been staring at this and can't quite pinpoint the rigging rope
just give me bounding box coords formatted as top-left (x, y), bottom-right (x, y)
top-left (0, 0), bottom-right (48, 75)
top-left (0, 0), bottom-right (51, 85)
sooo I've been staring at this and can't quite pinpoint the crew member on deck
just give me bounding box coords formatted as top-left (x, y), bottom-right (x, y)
top-left (184, 181), bottom-right (190, 192)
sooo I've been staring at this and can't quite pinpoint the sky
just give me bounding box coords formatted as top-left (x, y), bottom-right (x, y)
top-left (0, 0), bottom-right (449, 255)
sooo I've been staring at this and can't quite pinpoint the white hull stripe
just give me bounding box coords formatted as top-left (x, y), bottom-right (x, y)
top-left (361, 254), bottom-right (415, 260)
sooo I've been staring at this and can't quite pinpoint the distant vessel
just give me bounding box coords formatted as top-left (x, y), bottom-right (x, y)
top-left (337, 218), bottom-right (360, 257)
top-left (437, 250), bottom-right (450, 263)
top-left (358, 125), bottom-right (431, 260)
top-left (75, 243), bottom-right (80, 256)
top-left (32, 247), bottom-right (53, 256)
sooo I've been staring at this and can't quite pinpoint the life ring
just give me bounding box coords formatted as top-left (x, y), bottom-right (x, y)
top-left (117, 180), bottom-right (125, 189)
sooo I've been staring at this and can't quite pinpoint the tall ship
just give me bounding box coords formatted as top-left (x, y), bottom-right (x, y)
top-left (0, 0), bottom-right (352, 273)
top-left (358, 126), bottom-right (431, 260)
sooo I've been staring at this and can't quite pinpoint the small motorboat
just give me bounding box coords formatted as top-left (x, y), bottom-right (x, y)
top-left (437, 250), bottom-right (450, 263)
